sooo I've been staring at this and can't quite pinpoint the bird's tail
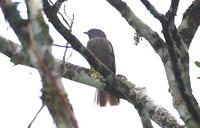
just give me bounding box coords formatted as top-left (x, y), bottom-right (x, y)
top-left (95, 89), bottom-right (119, 107)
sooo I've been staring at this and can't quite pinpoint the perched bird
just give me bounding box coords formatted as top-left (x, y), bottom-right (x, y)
top-left (84, 28), bottom-right (119, 107)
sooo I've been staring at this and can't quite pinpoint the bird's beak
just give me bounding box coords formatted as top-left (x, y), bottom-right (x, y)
top-left (83, 31), bottom-right (88, 34)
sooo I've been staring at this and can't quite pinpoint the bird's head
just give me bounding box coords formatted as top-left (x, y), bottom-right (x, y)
top-left (84, 29), bottom-right (107, 39)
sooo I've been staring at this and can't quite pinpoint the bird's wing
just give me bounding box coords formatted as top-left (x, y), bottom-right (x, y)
top-left (107, 40), bottom-right (116, 74)
top-left (87, 37), bottom-right (116, 74)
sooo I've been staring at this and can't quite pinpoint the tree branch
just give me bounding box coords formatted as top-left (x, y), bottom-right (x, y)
top-left (139, 0), bottom-right (164, 22)
top-left (0, 0), bottom-right (78, 127)
top-left (161, 1), bottom-right (200, 126)
top-left (106, 0), bottom-right (167, 64)
top-left (165, 0), bottom-right (180, 22)
top-left (178, 0), bottom-right (200, 48)
top-left (106, 0), bottom-right (200, 127)
top-left (161, 1), bottom-right (200, 127)
top-left (41, 2), bottom-right (154, 127)
top-left (0, 35), bottom-right (184, 128)
top-left (2, 0), bottom-right (199, 127)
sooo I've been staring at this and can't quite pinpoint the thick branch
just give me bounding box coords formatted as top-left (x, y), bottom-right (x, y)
top-left (106, 0), bottom-right (167, 65)
top-left (106, 0), bottom-right (200, 127)
top-left (42, 2), bottom-right (153, 127)
top-left (178, 0), bottom-right (200, 48)
top-left (161, 1), bottom-right (200, 126)
top-left (43, 0), bottom-right (115, 78)
top-left (0, 35), bottom-right (184, 128)
top-left (139, 0), bottom-right (164, 22)
top-left (165, 0), bottom-right (180, 21)
top-left (0, 0), bottom-right (30, 49)
top-left (0, 1), bottom-right (78, 128)
top-left (160, 1), bottom-right (200, 127)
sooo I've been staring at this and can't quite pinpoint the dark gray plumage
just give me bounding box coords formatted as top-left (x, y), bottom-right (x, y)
top-left (84, 29), bottom-right (119, 106)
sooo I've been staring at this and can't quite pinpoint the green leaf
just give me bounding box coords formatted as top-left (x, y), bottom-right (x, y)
top-left (195, 61), bottom-right (200, 68)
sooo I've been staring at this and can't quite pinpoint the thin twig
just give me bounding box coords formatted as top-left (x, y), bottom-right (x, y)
top-left (52, 43), bottom-right (72, 48)
top-left (66, 50), bottom-right (73, 62)
top-left (63, 3), bottom-right (73, 23)
top-left (64, 3), bottom-right (74, 32)
top-left (61, 42), bottom-right (69, 74)
top-left (27, 104), bottom-right (45, 128)
top-left (49, 0), bottom-right (71, 27)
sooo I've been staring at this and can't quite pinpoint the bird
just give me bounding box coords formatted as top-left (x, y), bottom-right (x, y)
top-left (84, 28), bottom-right (119, 107)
